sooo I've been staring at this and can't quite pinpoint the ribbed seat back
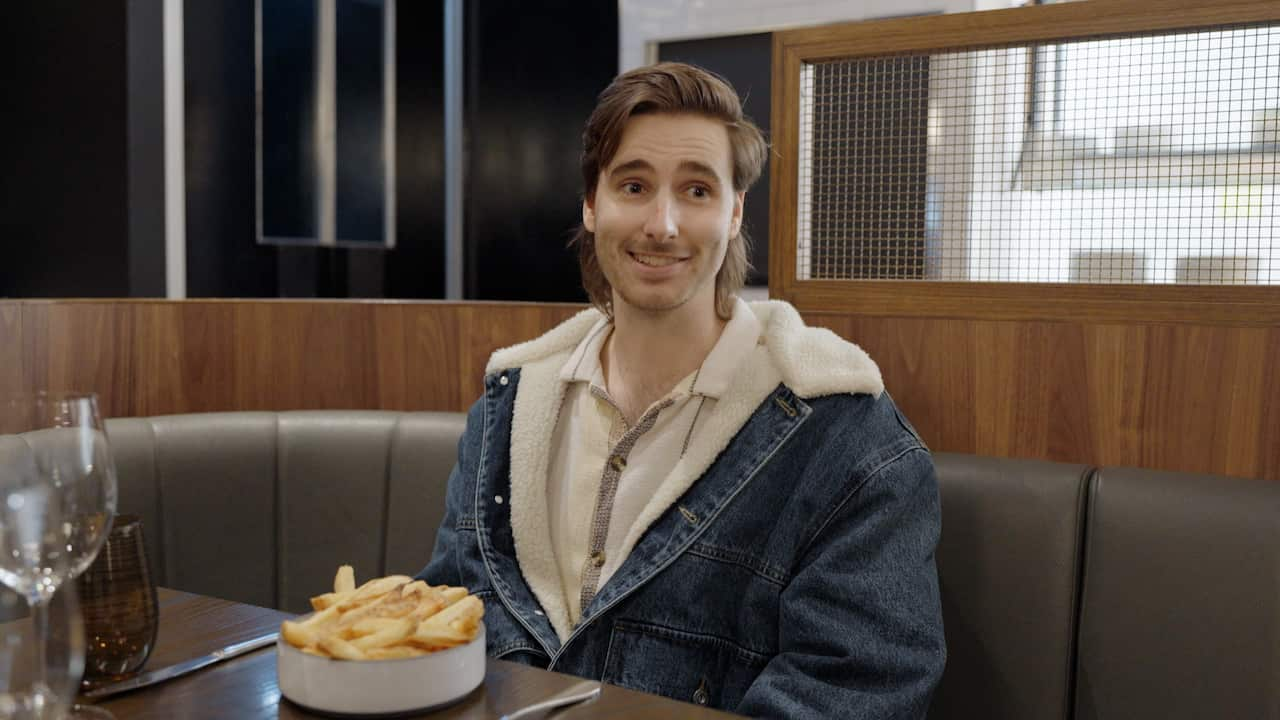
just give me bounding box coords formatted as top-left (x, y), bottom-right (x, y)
top-left (1074, 468), bottom-right (1280, 720)
top-left (105, 411), bottom-right (467, 612)
top-left (929, 453), bottom-right (1093, 720)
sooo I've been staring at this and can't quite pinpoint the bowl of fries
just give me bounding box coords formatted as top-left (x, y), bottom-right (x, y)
top-left (276, 565), bottom-right (486, 715)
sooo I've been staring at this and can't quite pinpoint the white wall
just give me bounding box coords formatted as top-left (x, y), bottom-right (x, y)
top-left (618, 0), bottom-right (999, 72)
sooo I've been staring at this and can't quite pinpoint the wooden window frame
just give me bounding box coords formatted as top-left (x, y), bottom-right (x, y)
top-left (768, 0), bottom-right (1280, 326)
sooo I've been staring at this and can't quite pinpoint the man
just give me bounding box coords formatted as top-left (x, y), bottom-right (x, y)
top-left (419, 62), bottom-right (945, 717)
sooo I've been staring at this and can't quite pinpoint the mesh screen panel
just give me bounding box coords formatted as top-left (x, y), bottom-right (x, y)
top-left (796, 24), bottom-right (1280, 284)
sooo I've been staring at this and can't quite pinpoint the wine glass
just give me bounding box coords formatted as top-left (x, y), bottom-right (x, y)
top-left (0, 580), bottom-right (86, 719)
top-left (0, 392), bottom-right (118, 718)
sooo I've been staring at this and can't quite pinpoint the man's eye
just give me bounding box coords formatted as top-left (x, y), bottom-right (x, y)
top-left (688, 186), bottom-right (710, 199)
top-left (622, 182), bottom-right (644, 194)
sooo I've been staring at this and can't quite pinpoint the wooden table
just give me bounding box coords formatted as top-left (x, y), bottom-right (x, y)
top-left (91, 589), bottom-right (739, 719)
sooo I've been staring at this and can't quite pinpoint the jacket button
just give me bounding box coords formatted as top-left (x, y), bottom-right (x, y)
top-left (499, 375), bottom-right (509, 386)
top-left (591, 550), bottom-right (606, 567)
top-left (609, 455), bottom-right (626, 472)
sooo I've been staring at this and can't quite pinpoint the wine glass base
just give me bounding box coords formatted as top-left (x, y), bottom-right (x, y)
top-left (67, 704), bottom-right (115, 719)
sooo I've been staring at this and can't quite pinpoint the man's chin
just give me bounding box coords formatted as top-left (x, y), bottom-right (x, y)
top-left (613, 291), bottom-right (693, 317)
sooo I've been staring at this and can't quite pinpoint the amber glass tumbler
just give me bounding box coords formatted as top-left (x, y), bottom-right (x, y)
top-left (76, 515), bottom-right (160, 680)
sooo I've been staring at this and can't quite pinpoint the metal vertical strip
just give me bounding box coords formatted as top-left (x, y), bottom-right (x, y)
top-left (444, 0), bottom-right (465, 298)
top-left (163, 0), bottom-right (187, 298)
top-left (384, 0), bottom-right (397, 249)
top-left (318, 0), bottom-right (337, 247)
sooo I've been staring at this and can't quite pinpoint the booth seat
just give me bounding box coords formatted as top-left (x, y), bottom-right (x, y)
top-left (103, 411), bottom-right (1280, 720)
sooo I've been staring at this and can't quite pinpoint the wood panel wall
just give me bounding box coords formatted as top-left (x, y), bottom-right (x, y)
top-left (807, 313), bottom-right (1279, 482)
top-left (1, 300), bottom-right (581, 419)
top-left (2, 300), bottom-right (1276, 480)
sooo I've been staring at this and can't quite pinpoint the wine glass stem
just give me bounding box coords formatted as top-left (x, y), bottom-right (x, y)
top-left (30, 595), bottom-right (52, 696)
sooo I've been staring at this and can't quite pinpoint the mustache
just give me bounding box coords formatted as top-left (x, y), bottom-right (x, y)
top-left (625, 244), bottom-right (689, 256)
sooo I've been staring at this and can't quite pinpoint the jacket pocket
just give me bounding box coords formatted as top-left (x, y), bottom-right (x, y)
top-left (472, 590), bottom-right (549, 666)
top-left (602, 620), bottom-right (768, 710)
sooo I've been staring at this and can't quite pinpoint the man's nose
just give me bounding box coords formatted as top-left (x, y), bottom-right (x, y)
top-left (643, 194), bottom-right (678, 241)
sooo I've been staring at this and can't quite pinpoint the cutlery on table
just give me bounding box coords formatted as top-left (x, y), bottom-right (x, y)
top-left (499, 679), bottom-right (602, 720)
top-left (81, 632), bottom-right (279, 700)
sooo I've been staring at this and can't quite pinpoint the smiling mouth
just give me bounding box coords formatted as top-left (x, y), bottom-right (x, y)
top-left (629, 252), bottom-right (685, 267)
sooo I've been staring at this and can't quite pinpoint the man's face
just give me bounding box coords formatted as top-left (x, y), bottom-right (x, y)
top-left (584, 113), bottom-right (744, 318)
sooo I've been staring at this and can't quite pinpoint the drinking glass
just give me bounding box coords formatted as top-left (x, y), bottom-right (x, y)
top-left (0, 393), bottom-right (118, 718)
top-left (76, 516), bottom-right (158, 681)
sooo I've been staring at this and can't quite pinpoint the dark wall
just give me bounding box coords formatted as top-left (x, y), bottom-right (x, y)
top-left (4, 2), bottom-right (612, 301)
top-left (127, 0), bottom-right (168, 298)
top-left (463, 0), bottom-right (617, 302)
top-left (386, 0), bottom-right (447, 299)
top-left (184, 0), bottom-right (278, 296)
top-left (660, 33), bottom-right (773, 286)
top-left (2, 3), bottom-right (132, 297)
top-left (183, 0), bottom-right (446, 299)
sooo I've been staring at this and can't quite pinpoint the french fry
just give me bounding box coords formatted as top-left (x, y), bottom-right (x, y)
top-left (347, 575), bottom-right (412, 603)
top-left (318, 634), bottom-right (366, 661)
top-left (351, 617), bottom-right (415, 651)
top-left (349, 617), bottom-right (405, 636)
top-left (419, 594), bottom-right (483, 629)
top-left (300, 603), bottom-right (342, 628)
top-left (439, 587), bottom-right (468, 606)
top-left (409, 623), bottom-right (472, 650)
top-left (364, 646), bottom-right (426, 660)
top-left (281, 567), bottom-right (484, 661)
top-left (401, 580), bottom-right (431, 598)
top-left (310, 590), bottom-right (355, 612)
top-left (336, 589), bottom-right (420, 629)
top-left (281, 620), bottom-right (318, 649)
top-left (334, 565), bottom-right (356, 593)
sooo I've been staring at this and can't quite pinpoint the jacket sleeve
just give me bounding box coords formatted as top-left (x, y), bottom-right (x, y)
top-left (414, 398), bottom-right (485, 587)
top-left (737, 446), bottom-right (946, 719)
top-left (414, 462), bottom-right (466, 587)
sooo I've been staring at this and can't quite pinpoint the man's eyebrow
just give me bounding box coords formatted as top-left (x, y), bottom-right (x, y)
top-left (607, 159), bottom-right (654, 179)
top-left (676, 160), bottom-right (722, 182)
top-left (606, 159), bottom-right (724, 183)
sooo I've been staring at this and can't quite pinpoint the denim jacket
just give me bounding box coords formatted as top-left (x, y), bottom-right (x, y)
top-left (418, 301), bottom-right (945, 718)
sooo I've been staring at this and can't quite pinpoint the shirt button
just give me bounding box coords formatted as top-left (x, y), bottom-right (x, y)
top-left (499, 374), bottom-right (509, 386)
top-left (591, 550), bottom-right (606, 568)
top-left (494, 495), bottom-right (504, 505)
top-left (609, 455), bottom-right (626, 472)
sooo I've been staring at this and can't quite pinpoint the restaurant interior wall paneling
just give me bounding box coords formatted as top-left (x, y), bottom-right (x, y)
top-left (5, 300), bottom-right (581, 420)
top-left (807, 312), bottom-right (1280, 482)
top-left (463, 0), bottom-right (617, 302)
top-left (3, 300), bottom-right (1276, 482)
top-left (3, 2), bottom-right (133, 298)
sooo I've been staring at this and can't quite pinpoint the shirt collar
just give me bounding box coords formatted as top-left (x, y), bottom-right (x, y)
top-left (556, 297), bottom-right (763, 401)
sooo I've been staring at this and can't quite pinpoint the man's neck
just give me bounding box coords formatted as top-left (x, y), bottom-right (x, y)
top-left (602, 299), bottom-right (727, 425)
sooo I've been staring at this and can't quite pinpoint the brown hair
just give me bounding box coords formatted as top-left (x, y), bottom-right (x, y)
top-left (571, 62), bottom-right (768, 320)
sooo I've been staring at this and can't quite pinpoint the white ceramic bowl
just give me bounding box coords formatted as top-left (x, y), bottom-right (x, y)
top-left (276, 623), bottom-right (486, 716)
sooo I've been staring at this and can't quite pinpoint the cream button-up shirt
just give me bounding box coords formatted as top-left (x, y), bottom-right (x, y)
top-left (546, 299), bottom-right (763, 627)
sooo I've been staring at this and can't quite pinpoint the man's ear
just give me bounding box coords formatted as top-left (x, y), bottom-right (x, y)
top-left (582, 196), bottom-right (596, 233)
top-left (730, 191), bottom-right (745, 238)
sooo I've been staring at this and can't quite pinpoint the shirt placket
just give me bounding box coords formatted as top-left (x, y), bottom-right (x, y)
top-left (577, 389), bottom-right (675, 619)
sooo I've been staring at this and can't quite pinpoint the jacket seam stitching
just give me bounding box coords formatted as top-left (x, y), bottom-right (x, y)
top-left (613, 619), bottom-right (771, 665)
top-left (475, 372), bottom-right (556, 659)
top-left (798, 443), bottom-right (926, 561)
top-left (493, 641), bottom-right (547, 658)
top-left (686, 543), bottom-right (788, 586)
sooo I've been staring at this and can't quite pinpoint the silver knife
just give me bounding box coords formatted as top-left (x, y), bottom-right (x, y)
top-left (499, 680), bottom-right (602, 720)
top-left (82, 632), bottom-right (279, 700)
